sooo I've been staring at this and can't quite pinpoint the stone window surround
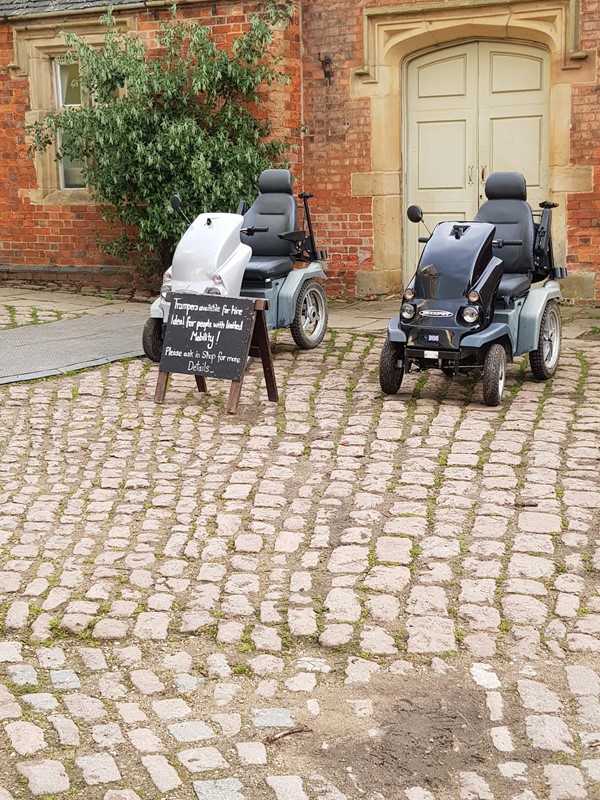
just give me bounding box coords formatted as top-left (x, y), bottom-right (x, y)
top-left (9, 16), bottom-right (133, 205)
top-left (349, 0), bottom-right (596, 299)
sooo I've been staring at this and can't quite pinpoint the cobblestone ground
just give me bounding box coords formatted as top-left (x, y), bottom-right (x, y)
top-left (0, 325), bottom-right (599, 800)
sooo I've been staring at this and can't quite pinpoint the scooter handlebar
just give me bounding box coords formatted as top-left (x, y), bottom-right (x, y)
top-left (493, 238), bottom-right (523, 247)
top-left (241, 226), bottom-right (269, 236)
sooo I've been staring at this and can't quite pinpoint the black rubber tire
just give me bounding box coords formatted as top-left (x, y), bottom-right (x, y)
top-left (442, 366), bottom-right (455, 378)
top-left (290, 280), bottom-right (328, 349)
top-left (530, 299), bottom-right (561, 380)
top-left (142, 317), bottom-right (164, 362)
top-left (379, 339), bottom-right (404, 394)
top-left (482, 343), bottom-right (506, 407)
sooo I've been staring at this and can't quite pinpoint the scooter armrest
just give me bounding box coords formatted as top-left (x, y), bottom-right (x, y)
top-left (278, 230), bottom-right (306, 242)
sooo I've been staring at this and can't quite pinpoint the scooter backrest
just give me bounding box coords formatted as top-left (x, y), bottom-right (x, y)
top-left (474, 172), bottom-right (534, 275)
top-left (241, 169), bottom-right (299, 257)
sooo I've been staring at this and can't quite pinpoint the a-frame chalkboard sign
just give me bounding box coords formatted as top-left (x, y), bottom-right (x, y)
top-left (153, 293), bottom-right (278, 414)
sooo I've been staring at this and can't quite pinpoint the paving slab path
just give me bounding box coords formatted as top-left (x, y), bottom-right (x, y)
top-left (0, 295), bottom-right (599, 799)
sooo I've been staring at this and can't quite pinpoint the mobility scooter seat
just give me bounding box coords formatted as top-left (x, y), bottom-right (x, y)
top-left (243, 256), bottom-right (294, 281)
top-left (496, 273), bottom-right (532, 305)
top-left (241, 169), bottom-right (299, 272)
top-left (474, 171), bottom-right (535, 277)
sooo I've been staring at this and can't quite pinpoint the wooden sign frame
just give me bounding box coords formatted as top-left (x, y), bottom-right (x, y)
top-left (154, 298), bottom-right (278, 414)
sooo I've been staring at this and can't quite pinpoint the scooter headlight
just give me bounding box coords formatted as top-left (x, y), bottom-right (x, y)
top-left (162, 268), bottom-right (172, 282)
top-left (160, 283), bottom-right (173, 302)
top-left (205, 286), bottom-right (223, 296)
top-left (467, 290), bottom-right (480, 303)
top-left (401, 303), bottom-right (416, 321)
top-left (462, 305), bottom-right (479, 324)
top-left (403, 289), bottom-right (415, 301)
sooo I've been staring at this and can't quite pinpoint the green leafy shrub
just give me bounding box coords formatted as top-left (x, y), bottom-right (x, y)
top-left (28, 2), bottom-right (294, 274)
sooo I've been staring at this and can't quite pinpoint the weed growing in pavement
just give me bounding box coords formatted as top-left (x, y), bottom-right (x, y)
top-left (238, 625), bottom-right (255, 653)
top-left (534, 378), bottom-right (554, 427)
top-left (48, 616), bottom-right (69, 639)
top-left (582, 551), bottom-right (596, 575)
top-left (336, 333), bottom-right (357, 365)
top-left (6, 305), bottom-right (17, 328)
top-left (575, 350), bottom-right (589, 395)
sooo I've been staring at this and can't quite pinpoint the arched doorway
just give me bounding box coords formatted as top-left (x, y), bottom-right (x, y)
top-left (404, 40), bottom-right (550, 280)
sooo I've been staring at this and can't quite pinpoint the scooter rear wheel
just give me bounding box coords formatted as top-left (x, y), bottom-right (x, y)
top-left (290, 280), bottom-right (328, 349)
top-left (482, 343), bottom-right (506, 406)
top-left (379, 339), bottom-right (404, 395)
top-left (142, 317), bottom-right (164, 363)
top-left (530, 299), bottom-right (561, 380)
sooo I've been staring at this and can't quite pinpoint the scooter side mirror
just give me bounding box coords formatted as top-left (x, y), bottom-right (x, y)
top-left (407, 205), bottom-right (424, 224)
top-left (170, 194), bottom-right (182, 212)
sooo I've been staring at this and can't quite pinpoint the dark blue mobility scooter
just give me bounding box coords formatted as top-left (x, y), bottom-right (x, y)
top-left (380, 172), bottom-right (566, 406)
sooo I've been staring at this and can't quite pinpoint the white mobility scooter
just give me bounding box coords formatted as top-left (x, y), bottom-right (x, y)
top-left (142, 169), bottom-right (328, 361)
top-left (380, 172), bottom-right (566, 405)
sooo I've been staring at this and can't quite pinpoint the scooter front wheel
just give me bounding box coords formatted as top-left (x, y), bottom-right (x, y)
top-left (290, 280), bottom-right (329, 349)
top-left (142, 317), bottom-right (164, 363)
top-left (379, 339), bottom-right (404, 395)
top-left (482, 343), bottom-right (506, 406)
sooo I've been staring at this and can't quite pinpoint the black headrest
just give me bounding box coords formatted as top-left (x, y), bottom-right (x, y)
top-left (258, 169), bottom-right (293, 195)
top-left (485, 172), bottom-right (527, 201)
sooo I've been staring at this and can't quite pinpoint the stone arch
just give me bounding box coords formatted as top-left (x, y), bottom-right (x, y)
top-left (350, 0), bottom-right (594, 297)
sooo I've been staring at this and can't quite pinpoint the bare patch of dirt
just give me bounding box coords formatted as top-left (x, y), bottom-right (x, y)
top-left (279, 669), bottom-right (491, 797)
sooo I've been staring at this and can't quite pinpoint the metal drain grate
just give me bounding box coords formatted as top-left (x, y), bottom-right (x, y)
top-left (0, 313), bottom-right (146, 384)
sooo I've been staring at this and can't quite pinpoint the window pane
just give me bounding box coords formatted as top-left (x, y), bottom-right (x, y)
top-left (59, 62), bottom-right (81, 106)
top-left (60, 131), bottom-right (85, 188)
top-left (55, 60), bottom-right (85, 188)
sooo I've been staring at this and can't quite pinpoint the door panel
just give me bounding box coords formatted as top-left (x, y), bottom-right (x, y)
top-left (417, 120), bottom-right (467, 189)
top-left (405, 41), bottom-right (550, 283)
top-left (487, 115), bottom-right (544, 186)
top-left (406, 44), bottom-right (479, 274)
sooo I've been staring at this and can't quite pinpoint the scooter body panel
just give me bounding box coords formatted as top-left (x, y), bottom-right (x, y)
top-left (239, 278), bottom-right (286, 331)
top-left (460, 321), bottom-right (514, 354)
top-left (515, 280), bottom-right (562, 355)
top-left (150, 296), bottom-right (163, 320)
top-left (387, 317), bottom-right (407, 344)
top-left (398, 221), bottom-right (502, 360)
top-left (171, 212), bottom-right (247, 288)
top-left (261, 261), bottom-right (326, 329)
top-left (413, 221), bottom-right (496, 299)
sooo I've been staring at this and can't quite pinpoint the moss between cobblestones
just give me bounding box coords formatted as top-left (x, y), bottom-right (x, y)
top-left (574, 349), bottom-right (589, 395)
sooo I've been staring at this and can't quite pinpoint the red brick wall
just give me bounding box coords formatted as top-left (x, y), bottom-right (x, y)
top-left (567, 0), bottom-right (600, 302)
top-left (299, 0), bottom-right (372, 298)
top-left (0, 1), bottom-right (301, 289)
